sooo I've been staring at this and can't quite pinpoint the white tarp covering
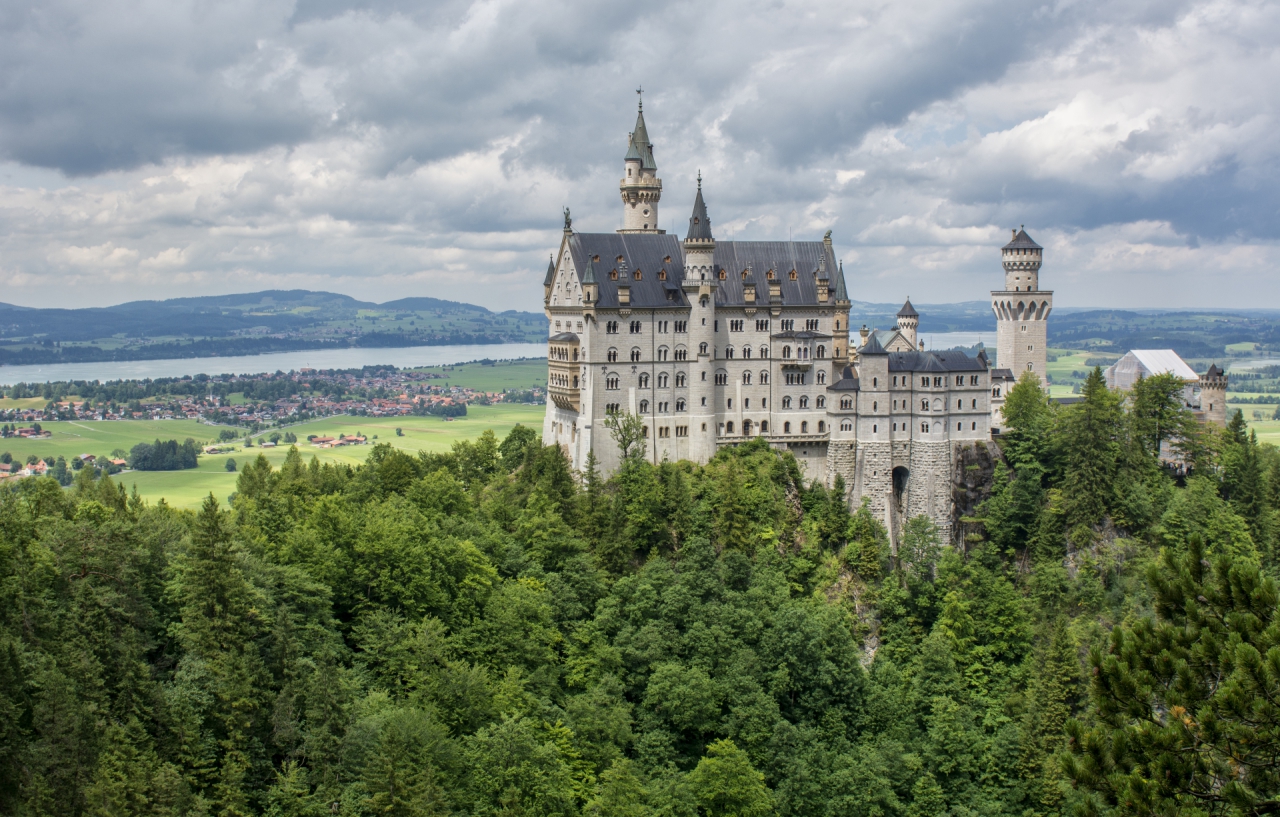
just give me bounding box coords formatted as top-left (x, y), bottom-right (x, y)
top-left (1105, 349), bottom-right (1198, 391)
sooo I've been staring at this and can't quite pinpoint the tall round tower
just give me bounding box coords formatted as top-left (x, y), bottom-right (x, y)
top-left (619, 97), bottom-right (662, 233)
top-left (896, 298), bottom-right (919, 349)
top-left (1199, 364), bottom-right (1228, 427)
top-left (992, 227), bottom-right (1053, 386)
top-left (682, 175), bottom-right (718, 462)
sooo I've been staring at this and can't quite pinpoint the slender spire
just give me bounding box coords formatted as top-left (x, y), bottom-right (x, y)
top-left (581, 254), bottom-right (596, 284)
top-left (631, 96), bottom-right (656, 171)
top-left (543, 254), bottom-right (556, 287)
top-left (686, 174), bottom-right (713, 242)
top-left (833, 259), bottom-right (849, 301)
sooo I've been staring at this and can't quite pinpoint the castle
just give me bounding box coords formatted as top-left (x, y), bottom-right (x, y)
top-left (542, 100), bottom-right (1053, 541)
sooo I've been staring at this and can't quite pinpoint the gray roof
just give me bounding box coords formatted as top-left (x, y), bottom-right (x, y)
top-left (859, 333), bottom-right (888, 355)
top-left (565, 232), bottom-right (838, 310)
top-left (833, 260), bottom-right (849, 301)
top-left (1205, 363), bottom-right (1224, 378)
top-left (887, 349), bottom-right (989, 373)
top-left (771, 330), bottom-right (834, 340)
top-left (897, 298), bottom-right (918, 318)
top-left (686, 181), bottom-right (713, 241)
top-left (829, 366), bottom-right (860, 391)
top-left (1002, 228), bottom-right (1042, 250)
top-left (629, 104), bottom-right (657, 171)
top-left (581, 255), bottom-right (596, 285)
top-left (549, 332), bottom-right (579, 342)
top-left (543, 255), bottom-right (556, 287)
top-left (991, 368), bottom-right (1015, 380)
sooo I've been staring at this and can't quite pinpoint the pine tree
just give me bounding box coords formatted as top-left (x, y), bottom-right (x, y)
top-left (1058, 367), bottom-right (1123, 543)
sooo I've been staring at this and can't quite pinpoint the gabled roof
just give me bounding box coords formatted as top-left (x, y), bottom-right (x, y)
top-left (896, 298), bottom-right (918, 318)
top-left (1003, 227), bottom-right (1042, 250)
top-left (686, 179), bottom-right (713, 241)
top-left (829, 366), bottom-right (860, 391)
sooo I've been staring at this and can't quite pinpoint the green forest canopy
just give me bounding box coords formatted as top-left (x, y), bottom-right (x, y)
top-left (1, 368), bottom-right (1279, 816)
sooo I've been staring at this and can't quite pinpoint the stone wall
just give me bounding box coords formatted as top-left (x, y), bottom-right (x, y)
top-left (951, 440), bottom-right (1003, 547)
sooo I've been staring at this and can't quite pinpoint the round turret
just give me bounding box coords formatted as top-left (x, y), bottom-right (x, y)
top-left (1002, 226), bottom-right (1042, 291)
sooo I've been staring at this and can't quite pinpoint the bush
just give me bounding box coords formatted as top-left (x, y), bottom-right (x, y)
top-left (395, 428), bottom-right (403, 436)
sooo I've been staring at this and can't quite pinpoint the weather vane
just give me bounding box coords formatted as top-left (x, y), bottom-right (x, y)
top-left (636, 86), bottom-right (643, 109)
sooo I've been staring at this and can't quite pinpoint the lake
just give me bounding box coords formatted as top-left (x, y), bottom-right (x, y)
top-left (0, 343), bottom-right (548, 385)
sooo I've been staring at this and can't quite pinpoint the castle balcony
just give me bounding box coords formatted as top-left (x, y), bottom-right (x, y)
top-left (548, 333), bottom-right (581, 412)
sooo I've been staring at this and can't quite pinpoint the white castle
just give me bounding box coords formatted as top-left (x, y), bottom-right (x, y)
top-left (542, 100), bottom-right (1051, 540)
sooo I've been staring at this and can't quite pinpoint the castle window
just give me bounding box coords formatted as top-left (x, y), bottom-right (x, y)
top-left (956, 376), bottom-right (964, 386)
top-left (642, 425), bottom-right (648, 438)
top-left (699, 342), bottom-right (709, 356)
top-left (742, 346), bottom-right (752, 359)
top-left (719, 269), bottom-right (727, 280)
top-left (761, 398), bottom-right (767, 408)
top-left (726, 421), bottom-right (734, 434)
top-left (921, 422), bottom-right (928, 433)
top-left (760, 346), bottom-right (769, 358)
top-left (725, 346), bottom-right (735, 359)
top-left (606, 403), bottom-right (619, 414)
top-left (630, 349), bottom-right (641, 362)
top-left (958, 422), bottom-right (962, 431)
top-left (873, 401), bottom-right (877, 411)
top-left (607, 349), bottom-right (618, 362)
top-left (730, 320), bottom-right (744, 332)
top-left (761, 421), bottom-right (768, 432)
top-left (782, 346), bottom-right (792, 359)
top-left (606, 376), bottom-right (619, 390)
top-left (630, 321), bottom-right (641, 333)
top-left (817, 371), bottom-right (826, 385)
top-left (676, 399), bottom-right (686, 411)
top-left (675, 321), bottom-right (687, 333)
top-left (782, 396), bottom-right (792, 409)
top-left (767, 269), bottom-right (776, 280)
top-left (727, 398), bottom-right (733, 409)
top-left (715, 372), bottom-right (728, 386)
top-left (1027, 363), bottom-right (1034, 371)
top-left (807, 319), bottom-right (819, 331)
top-left (784, 421), bottom-right (791, 433)
top-left (639, 373), bottom-right (650, 388)
top-left (634, 270), bottom-right (642, 280)
top-left (971, 375), bottom-right (979, 385)
top-left (872, 424), bottom-right (877, 433)
top-left (760, 371), bottom-right (769, 385)
top-left (921, 399), bottom-right (929, 411)
top-left (816, 396), bottom-right (825, 408)
top-left (799, 396), bottom-right (809, 409)
top-left (841, 397), bottom-right (852, 410)
top-left (675, 347), bottom-right (688, 361)
top-left (972, 399), bottom-right (977, 408)
top-left (658, 347), bottom-right (669, 361)
top-left (993, 387), bottom-right (1001, 397)
top-left (639, 400), bottom-right (650, 413)
top-left (934, 377), bottom-right (943, 388)
top-left (789, 270), bottom-right (798, 280)
top-left (741, 270), bottom-right (749, 280)
top-left (607, 321), bottom-right (618, 334)
top-left (801, 421), bottom-right (808, 432)
top-left (816, 345), bottom-right (826, 358)
top-left (658, 269), bottom-right (667, 280)
top-left (841, 420), bottom-right (852, 431)
top-left (658, 373), bottom-right (668, 388)
top-left (972, 421), bottom-right (977, 430)
top-left (676, 373), bottom-right (686, 387)
top-left (743, 371), bottom-right (752, 385)
top-left (818, 421), bottom-right (826, 433)
top-left (922, 377), bottom-right (929, 387)
top-left (610, 270), bottom-right (618, 280)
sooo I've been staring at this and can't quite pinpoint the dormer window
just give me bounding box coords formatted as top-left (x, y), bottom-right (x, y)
top-left (663, 256), bottom-right (672, 264)
top-left (693, 218), bottom-right (700, 224)
top-left (741, 270), bottom-right (748, 280)
top-left (609, 269), bottom-right (618, 280)
top-left (767, 269), bottom-right (775, 280)
top-left (789, 269), bottom-right (798, 280)
top-left (593, 255), bottom-right (600, 262)
top-left (616, 255), bottom-right (624, 263)
top-left (718, 269), bottom-right (727, 280)
top-left (634, 270), bottom-right (642, 280)
top-left (658, 269), bottom-right (667, 281)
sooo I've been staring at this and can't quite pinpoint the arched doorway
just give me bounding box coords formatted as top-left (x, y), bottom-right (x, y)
top-left (892, 466), bottom-right (910, 512)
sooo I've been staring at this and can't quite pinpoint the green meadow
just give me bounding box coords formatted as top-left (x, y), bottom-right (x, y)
top-left (0, 419), bottom-right (216, 464)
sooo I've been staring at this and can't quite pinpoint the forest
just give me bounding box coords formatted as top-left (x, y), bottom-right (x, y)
top-left (1, 367), bottom-right (1278, 816)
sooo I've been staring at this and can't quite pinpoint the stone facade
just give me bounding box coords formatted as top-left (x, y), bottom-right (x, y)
top-left (542, 100), bottom-right (1038, 543)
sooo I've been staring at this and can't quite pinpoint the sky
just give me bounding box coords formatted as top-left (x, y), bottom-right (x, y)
top-left (0, 0), bottom-right (1276, 312)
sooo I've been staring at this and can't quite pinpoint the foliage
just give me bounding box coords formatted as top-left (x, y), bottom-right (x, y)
top-left (128, 437), bottom-right (200, 470)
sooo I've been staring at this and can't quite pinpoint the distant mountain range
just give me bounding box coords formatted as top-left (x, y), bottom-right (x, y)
top-left (0, 291), bottom-right (1275, 366)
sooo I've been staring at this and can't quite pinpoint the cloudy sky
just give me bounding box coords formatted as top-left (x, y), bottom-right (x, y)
top-left (0, 0), bottom-right (1275, 312)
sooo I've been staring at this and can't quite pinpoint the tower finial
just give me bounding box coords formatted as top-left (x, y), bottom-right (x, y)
top-left (636, 86), bottom-right (643, 111)
top-left (697, 169), bottom-right (701, 190)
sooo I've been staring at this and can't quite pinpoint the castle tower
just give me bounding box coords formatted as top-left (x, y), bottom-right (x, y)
top-left (682, 175), bottom-right (718, 462)
top-left (1199, 364), bottom-right (1228, 427)
top-left (896, 298), bottom-right (918, 350)
top-left (619, 97), bottom-right (662, 233)
top-left (992, 227), bottom-right (1052, 385)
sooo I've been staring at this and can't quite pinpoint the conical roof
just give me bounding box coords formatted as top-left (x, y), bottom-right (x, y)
top-left (686, 176), bottom-right (713, 242)
top-left (897, 298), bottom-right (918, 318)
top-left (1205, 363), bottom-right (1223, 378)
top-left (860, 331), bottom-right (887, 355)
top-left (833, 260), bottom-right (849, 301)
top-left (581, 255), bottom-right (596, 285)
top-left (543, 255), bottom-right (556, 287)
top-left (630, 102), bottom-right (657, 171)
top-left (1002, 227), bottom-right (1041, 250)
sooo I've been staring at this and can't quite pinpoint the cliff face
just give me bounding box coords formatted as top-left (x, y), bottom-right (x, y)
top-left (952, 440), bottom-right (1003, 548)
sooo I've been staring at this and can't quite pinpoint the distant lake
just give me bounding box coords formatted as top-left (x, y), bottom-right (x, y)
top-left (0, 343), bottom-right (547, 385)
top-left (918, 331), bottom-right (995, 350)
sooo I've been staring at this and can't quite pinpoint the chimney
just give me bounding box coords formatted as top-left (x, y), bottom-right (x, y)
top-left (859, 325), bottom-right (869, 346)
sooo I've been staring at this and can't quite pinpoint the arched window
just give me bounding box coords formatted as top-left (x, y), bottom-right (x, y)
top-left (725, 346), bottom-right (735, 359)
top-left (921, 399), bottom-right (929, 411)
top-left (841, 419), bottom-right (853, 431)
top-left (726, 421), bottom-right (735, 433)
top-left (742, 371), bottom-right (752, 385)
top-left (818, 421), bottom-right (825, 433)
top-left (572, 376), bottom-right (578, 388)
top-left (607, 348), bottom-right (618, 363)
top-left (742, 346), bottom-right (752, 359)
top-left (760, 421), bottom-right (768, 432)
top-left (699, 342), bottom-right (708, 355)
top-left (676, 399), bottom-right (686, 411)
top-left (840, 397), bottom-right (852, 410)
top-left (782, 346), bottom-right (792, 359)
top-left (609, 269), bottom-right (618, 280)
top-left (801, 421), bottom-right (808, 433)
top-left (921, 422), bottom-right (928, 433)
top-left (658, 373), bottom-right (668, 388)
top-left (631, 348), bottom-right (641, 362)
top-left (817, 371), bottom-right (826, 385)
top-left (782, 396), bottom-right (792, 409)
top-left (816, 396), bottom-right (825, 408)
top-left (872, 401), bottom-right (877, 412)
top-left (676, 373), bottom-right (686, 387)
top-left (639, 373), bottom-right (650, 388)
top-left (816, 345), bottom-right (826, 359)
top-left (760, 371), bottom-right (769, 385)
top-left (784, 421), bottom-right (792, 433)
top-left (658, 347), bottom-right (669, 361)
top-left (639, 400), bottom-right (650, 413)
top-left (760, 346), bottom-right (769, 358)
top-left (799, 396), bottom-right (809, 409)
top-left (606, 375), bottom-right (619, 390)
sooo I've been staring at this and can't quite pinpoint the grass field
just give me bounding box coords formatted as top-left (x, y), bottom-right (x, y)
top-left (122, 405), bottom-right (544, 508)
top-left (0, 419), bottom-right (217, 464)
top-left (1230, 403), bottom-right (1280, 447)
top-left (411, 358), bottom-right (545, 392)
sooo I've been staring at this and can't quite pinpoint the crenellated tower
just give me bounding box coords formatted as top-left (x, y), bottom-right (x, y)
top-left (1199, 364), bottom-right (1228, 427)
top-left (992, 227), bottom-right (1052, 385)
top-left (896, 298), bottom-right (919, 350)
top-left (619, 97), bottom-right (663, 233)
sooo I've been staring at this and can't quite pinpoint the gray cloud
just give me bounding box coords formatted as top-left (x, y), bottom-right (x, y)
top-left (0, 0), bottom-right (1275, 312)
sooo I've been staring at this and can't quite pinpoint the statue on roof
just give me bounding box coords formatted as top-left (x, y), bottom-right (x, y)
top-left (563, 207), bottom-right (572, 231)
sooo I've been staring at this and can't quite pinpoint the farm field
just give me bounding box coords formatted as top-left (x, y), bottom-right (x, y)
top-left (0, 419), bottom-right (217, 464)
top-left (123, 404), bottom-right (544, 508)
top-left (1230, 403), bottom-right (1280, 447)
top-left (410, 358), bottom-right (545, 392)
